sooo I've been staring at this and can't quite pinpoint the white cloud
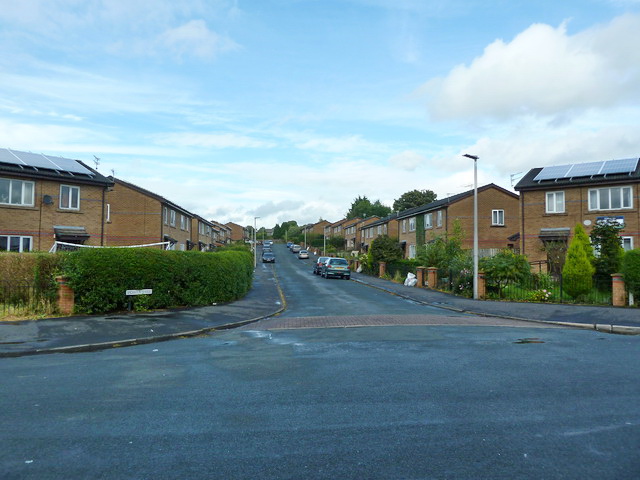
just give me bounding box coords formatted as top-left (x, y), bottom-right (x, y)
top-left (155, 132), bottom-right (275, 149)
top-left (159, 19), bottom-right (239, 60)
top-left (388, 150), bottom-right (427, 170)
top-left (425, 14), bottom-right (640, 121)
top-left (293, 134), bottom-right (379, 154)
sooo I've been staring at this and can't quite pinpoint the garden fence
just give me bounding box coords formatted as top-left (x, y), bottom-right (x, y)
top-left (0, 282), bottom-right (57, 318)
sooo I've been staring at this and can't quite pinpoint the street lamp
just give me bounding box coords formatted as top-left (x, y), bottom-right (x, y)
top-left (254, 216), bottom-right (260, 268)
top-left (463, 154), bottom-right (479, 300)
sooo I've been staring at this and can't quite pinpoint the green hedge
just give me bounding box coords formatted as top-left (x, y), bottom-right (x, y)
top-left (621, 249), bottom-right (640, 301)
top-left (63, 248), bottom-right (254, 314)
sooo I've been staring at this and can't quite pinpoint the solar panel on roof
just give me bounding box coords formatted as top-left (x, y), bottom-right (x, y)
top-left (44, 155), bottom-right (94, 175)
top-left (533, 164), bottom-right (572, 181)
top-left (600, 158), bottom-right (639, 175)
top-left (11, 150), bottom-right (64, 170)
top-left (0, 148), bottom-right (29, 167)
top-left (566, 161), bottom-right (604, 178)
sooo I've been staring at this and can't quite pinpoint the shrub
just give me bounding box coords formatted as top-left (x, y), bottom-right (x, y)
top-left (590, 219), bottom-right (624, 281)
top-left (562, 225), bottom-right (596, 299)
top-left (369, 235), bottom-right (403, 263)
top-left (63, 248), bottom-right (253, 314)
top-left (479, 249), bottom-right (530, 296)
top-left (621, 249), bottom-right (640, 301)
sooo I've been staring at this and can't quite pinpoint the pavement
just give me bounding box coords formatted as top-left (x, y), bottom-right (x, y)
top-left (1, 258), bottom-right (638, 357)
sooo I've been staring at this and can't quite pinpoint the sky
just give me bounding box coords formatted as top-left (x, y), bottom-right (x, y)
top-left (2, 0), bottom-right (640, 230)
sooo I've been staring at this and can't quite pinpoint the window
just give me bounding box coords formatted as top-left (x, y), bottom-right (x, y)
top-left (409, 217), bottom-right (416, 231)
top-left (377, 226), bottom-right (382, 235)
top-left (170, 210), bottom-right (176, 227)
top-left (402, 220), bottom-right (407, 233)
top-left (409, 244), bottom-right (416, 259)
top-left (106, 203), bottom-right (111, 223)
top-left (622, 236), bottom-right (634, 251)
top-left (0, 178), bottom-right (35, 206)
top-left (60, 185), bottom-right (80, 210)
top-left (424, 213), bottom-right (433, 228)
top-left (492, 209), bottom-right (505, 226)
top-left (436, 210), bottom-right (443, 227)
top-left (180, 215), bottom-right (187, 230)
top-left (0, 235), bottom-right (32, 252)
top-left (163, 207), bottom-right (168, 225)
top-left (589, 186), bottom-right (632, 211)
top-left (546, 191), bottom-right (565, 214)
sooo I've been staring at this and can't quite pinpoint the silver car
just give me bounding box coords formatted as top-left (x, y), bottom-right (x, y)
top-left (297, 249), bottom-right (309, 259)
top-left (321, 257), bottom-right (351, 279)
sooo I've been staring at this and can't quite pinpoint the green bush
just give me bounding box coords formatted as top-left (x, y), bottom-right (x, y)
top-left (369, 235), bottom-right (403, 263)
top-left (562, 224), bottom-right (595, 299)
top-left (621, 249), bottom-right (640, 301)
top-left (479, 249), bottom-right (530, 296)
top-left (63, 248), bottom-right (253, 314)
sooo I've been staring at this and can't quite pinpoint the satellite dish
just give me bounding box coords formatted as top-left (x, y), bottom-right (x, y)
top-left (583, 220), bottom-right (592, 226)
top-left (42, 195), bottom-right (54, 205)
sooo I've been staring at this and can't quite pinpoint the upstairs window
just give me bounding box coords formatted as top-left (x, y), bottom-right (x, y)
top-left (436, 210), bottom-right (443, 227)
top-left (492, 209), bottom-right (505, 226)
top-left (0, 178), bottom-right (34, 206)
top-left (424, 213), bottom-right (433, 229)
top-left (589, 186), bottom-right (632, 211)
top-left (622, 237), bottom-right (634, 251)
top-left (546, 191), bottom-right (565, 214)
top-left (163, 207), bottom-right (168, 225)
top-left (402, 220), bottom-right (407, 233)
top-left (170, 210), bottom-right (176, 227)
top-left (409, 217), bottom-right (416, 231)
top-left (60, 185), bottom-right (80, 210)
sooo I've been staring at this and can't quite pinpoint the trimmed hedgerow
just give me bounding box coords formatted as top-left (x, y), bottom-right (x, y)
top-left (621, 249), bottom-right (640, 301)
top-left (62, 248), bottom-right (253, 314)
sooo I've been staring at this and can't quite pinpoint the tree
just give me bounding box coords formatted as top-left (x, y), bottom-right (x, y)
top-left (369, 235), bottom-right (403, 263)
top-left (621, 249), bottom-right (640, 300)
top-left (479, 250), bottom-right (531, 297)
top-left (393, 189), bottom-right (437, 212)
top-left (417, 219), bottom-right (466, 270)
top-left (345, 196), bottom-right (392, 219)
top-left (590, 219), bottom-right (625, 283)
top-left (562, 224), bottom-right (596, 299)
top-left (573, 223), bottom-right (595, 265)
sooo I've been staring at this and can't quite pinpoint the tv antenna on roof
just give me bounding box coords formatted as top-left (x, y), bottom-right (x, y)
top-left (510, 172), bottom-right (524, 187)
top-left (93, 155), bottom-right (100, 170)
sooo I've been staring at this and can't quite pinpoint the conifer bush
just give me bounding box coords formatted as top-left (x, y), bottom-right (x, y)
top-left (621, 249), bottom-right (640, 302)
top-left (562, 224), bottom-right (595, 299)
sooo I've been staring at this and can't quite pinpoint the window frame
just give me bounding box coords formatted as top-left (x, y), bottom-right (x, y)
top-left (622, 236), bottom-right (634, 251)
top-left (163, 207), bottom-right (168, 225)
top-left (59, 184), bottom-right (80, 210)
top-left (0, 235), bottom-right (33, 252)
top-left (545, 191), bottom-right (565, 214)
top-left (106, 203), bottom-right (111, 223)
top-left (402, 219), bottom-right (407, 233)
top-left (0, 178), bottom-right (35, 207)
top-left (436, 210), bottom-right (443, 227)
top-left (492, 209), bottom-right (505, 226)
top-left (424, 213), bottom-right (433, 229)
top-left (408, 244), bottom-right (416, 259)
top-left (169, 210), bottom-right (176, 227)
top-left (409, 217), bottom-right (416, 232)
top-left (588, 186), bottom-right (633, 211)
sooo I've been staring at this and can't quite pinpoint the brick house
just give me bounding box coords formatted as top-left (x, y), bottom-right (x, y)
top-left (225, 222), bottom-right (248, 242)
top-left (360, 213), bottom-right (399, 252)
top-left (211, 221), bottom-right (231, 246)
top-left (344, 217), bottom-right (380, 251)
top-left (303, 220), bottom-right (330, 238)
top-left (515, 158), bottom-right (640, 265)
top-left (105, 177), bottom-right (194, 250)
top-left (0, 148), bottom-right (113, 252)
top-left (192, 215), bottom-right (217, 251)
top-left (396, 184), bottom-right (520, 259)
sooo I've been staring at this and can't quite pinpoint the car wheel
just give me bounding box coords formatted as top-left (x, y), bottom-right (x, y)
top-left (345, 276), bottom-right (350, 280)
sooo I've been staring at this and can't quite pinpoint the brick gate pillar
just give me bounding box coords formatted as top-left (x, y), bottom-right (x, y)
top-left (379, 262), bottom-right (386, 278)
top-left (416, 267), bottom-right (426, 288)
top-left (56, 276), bottom-right (75, 315)
top-left (478, 271), bottom-right (487, 300)
top-left (611, 273), bottom-right (626, 307)
top-left (426, 267), bottom-right (438, 288)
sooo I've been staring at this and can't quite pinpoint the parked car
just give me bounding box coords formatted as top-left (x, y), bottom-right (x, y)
top-left (262, 252), bottom-right (275, 263)
top-left (321, 257), bottom-right (351, 279)
top-left (298, 249), bottom-right (309, 259)
top-left (313, 256), bottom-right (329, 274)
top-left (291, 244), bottom-right (301, 253)
top-left (286, 242), bottom-right (293, 248)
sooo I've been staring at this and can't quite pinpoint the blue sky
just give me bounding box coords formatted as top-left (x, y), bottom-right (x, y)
top-left (2, 0), bottom-right (640, 229)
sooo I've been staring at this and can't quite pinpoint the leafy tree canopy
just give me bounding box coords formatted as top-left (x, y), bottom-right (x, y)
top-left (590, 219), bottom-right (625, 277)
top-left (393, 189), bottom-right (437, 212)
top-left (346, 196), bottom-right (392, 219)
top-left (369, 235), bottom-right (403, 263)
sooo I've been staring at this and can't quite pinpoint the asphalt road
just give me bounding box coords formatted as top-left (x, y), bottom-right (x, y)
top-left (1, 326), bottom-right (639, 479)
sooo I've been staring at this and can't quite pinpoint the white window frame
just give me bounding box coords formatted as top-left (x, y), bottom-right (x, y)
top-left (546, 191), bottom-right (565, 214)
top-left (492, 209), bottom-right (505, 226)
top-left (170, 210), bottom-right (176, 227)
top-left (409, 217), bottom-right (416, 231)
top-left (163, 207), bottom-right (168, 225)
top-left (377, 225), bottom-right (382, 235)
top-left (0, 178), bottom-right (35, 206)
top-left (402, 220), bottom-right (407, 233)
top-left (408, 244), bottom-right (416, 259)
top-left (0, 235), bottom-right (32, 252)
top-left (424, 213), bottom-right (433, 229)
top-left (106, 203), bottom-right (111, 223)
top-left (436, 210), bottom-right (443, 227)
top-left (588, 186), bottom-right (633, 211)
top-left (59, 185), bottom-right (80, 210)
top-left (622, 236), bottom-right (634, 251)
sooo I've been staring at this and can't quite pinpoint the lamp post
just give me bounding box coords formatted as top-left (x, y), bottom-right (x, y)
top-left (253, 218), bottom-right (258, 267)
top-left (304, 227), bottom-right (307, 249)
top-left (463, 154), bottom-right (479, 300)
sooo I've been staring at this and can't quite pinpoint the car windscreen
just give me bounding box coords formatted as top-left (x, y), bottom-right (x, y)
top-left (330, 259), bottom-right (348, 265)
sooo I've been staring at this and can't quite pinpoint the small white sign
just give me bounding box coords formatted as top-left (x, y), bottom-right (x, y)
top-left (126, 289), bottom-right (153, 296)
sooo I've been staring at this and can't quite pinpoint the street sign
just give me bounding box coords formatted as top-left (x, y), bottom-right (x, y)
top-left (126, 289), bottom-right (153, 296)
